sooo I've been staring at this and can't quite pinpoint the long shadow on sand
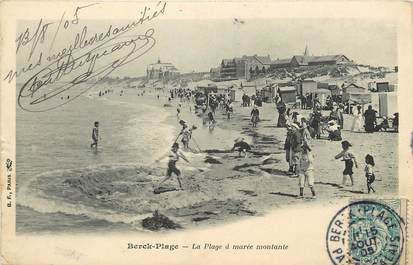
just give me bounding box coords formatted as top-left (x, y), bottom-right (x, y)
top-left (260, 168), bottom-right (287, 176)
top-left (340, 189), bottom-right (365, 194)
top-left (315, 181), bottom-right (342, 188)
top-left (269, 192), bottom-right (297, 198)
top-left (233, 163), bottom-right (262, 171)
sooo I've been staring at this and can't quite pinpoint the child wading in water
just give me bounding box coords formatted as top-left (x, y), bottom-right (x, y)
top-left (365, 154), bottom-right (376, 193)
top-left (298, 143), bottom-right (316, 199)
top-left (155, 142), bottom-right (189, 191)
top-left (334, 140), bottom-right (358, 187)
top-left (90, 121), bottom-right (100, 149)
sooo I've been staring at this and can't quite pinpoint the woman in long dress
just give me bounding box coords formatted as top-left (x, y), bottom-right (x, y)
top-left (276, 98), bottom-right (287, 127)
top-left (351, 105), bottom-right (364, 132)
top-left (364, 105), bottom-right (377, 133)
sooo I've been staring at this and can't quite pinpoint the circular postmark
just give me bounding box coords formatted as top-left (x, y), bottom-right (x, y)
top-left (326, 200), bottom-right (404, 265)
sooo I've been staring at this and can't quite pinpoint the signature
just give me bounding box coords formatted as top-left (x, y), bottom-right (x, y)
top-left (4, 1), bottom-right (167, 112)
top-left (19, 28), bottom-right (156, 112)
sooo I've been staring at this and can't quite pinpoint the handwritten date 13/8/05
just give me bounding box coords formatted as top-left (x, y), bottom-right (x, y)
top-left (7, 2), bottom-right (167, 112)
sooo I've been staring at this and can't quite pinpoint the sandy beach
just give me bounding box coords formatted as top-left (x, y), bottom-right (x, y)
top-left (158, 97), bottom-right (398, 228)
top-left (16, 86), bottom-right (398, 233)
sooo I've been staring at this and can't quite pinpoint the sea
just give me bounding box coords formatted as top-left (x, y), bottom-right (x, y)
top-left (15, 84), bottom-right (243, 233)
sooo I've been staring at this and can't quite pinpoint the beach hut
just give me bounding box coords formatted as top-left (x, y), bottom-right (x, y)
top-left (376, 82), bottom-right (390, 92)
top-left (328, 85), bottom-right (341, 96)
top-left (260, 85), bottom-right (276, 103)
top-left (312, 88), bottom-right (331, 107)
top-left (342, 92), bottom-right (372, 104)
top-left (299, 80), bottom-right (317, 96)
top-left (378, 92), bottom-right (397, 117)
top-left (342, 83), bottom-right (367, 94)
top-left (278, 86), bottom-right (297, 104)
top-left (317, 82), bottom-right (329, 89)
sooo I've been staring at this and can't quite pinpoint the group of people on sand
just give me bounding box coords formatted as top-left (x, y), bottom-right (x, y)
top-left (351, 104), bottom-right (398, 133)
top-left (282, 120), bottom-right (377, 197)
top-left (275, 96), bottom-right (379, 197)
top-left (150, 96), bottom-right (259, 192)
top-left (89, 89), bottom-right (379, 196)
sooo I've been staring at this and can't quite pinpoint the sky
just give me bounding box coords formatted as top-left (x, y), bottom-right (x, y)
top-left (15, 18), bottom-right (397, 79)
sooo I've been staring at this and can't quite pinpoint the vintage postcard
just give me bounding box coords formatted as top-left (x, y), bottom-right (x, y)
top-left (0, 0), bottom-right (412, 264)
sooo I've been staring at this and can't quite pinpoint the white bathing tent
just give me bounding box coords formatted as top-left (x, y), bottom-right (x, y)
top-left (378, 92), bottom-right (397, 117)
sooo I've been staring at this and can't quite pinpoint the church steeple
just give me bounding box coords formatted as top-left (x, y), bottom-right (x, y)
top-left (304, 43), bottom-right (310, 56)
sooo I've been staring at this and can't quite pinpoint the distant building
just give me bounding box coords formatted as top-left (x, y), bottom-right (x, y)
top-left (243, 55), bottom-right (272, 79)
top-left (273, 45), bottom-right (351, 69)
top-left (299, 80), bottom-right (317, 95)
top-left (271, 58), bottom-right (293, 69)
top-left (146, 59), bottom-right (180, 81)
top-left (220, 59), bottom-right (237, 78)
top-left (213, 45), bottom-right (352, 80)
top-left (210, 67), bottom-right (221, 79)
top-left (215, 54), bottom-right (272, 80)
top-left (290, 55), bottom-right (351, 67)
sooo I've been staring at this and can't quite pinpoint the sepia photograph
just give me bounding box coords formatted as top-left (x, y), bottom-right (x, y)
top-left (14, 15), bottom-right (399, 233)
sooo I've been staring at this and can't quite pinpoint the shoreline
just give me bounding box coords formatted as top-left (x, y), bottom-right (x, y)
top-left (16, 92), bottom-right (398, 233)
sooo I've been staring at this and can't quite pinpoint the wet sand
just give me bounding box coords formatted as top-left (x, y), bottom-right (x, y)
top-left (17, 93), bottom-right (398, 233)
top-left (161, 100), bottom-right (398, 229)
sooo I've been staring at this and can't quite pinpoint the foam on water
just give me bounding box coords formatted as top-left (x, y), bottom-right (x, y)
top-left (16, 92), bottom-right (184, 226)
top-left (16, 91), bottom-right (245, 230)
top-left (17, 162), bottom-right (211, 226)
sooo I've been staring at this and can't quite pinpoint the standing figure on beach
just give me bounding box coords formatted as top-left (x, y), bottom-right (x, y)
top-left (226, 100), bottom-right (233, 119)
top-left (231, 137), bottom-right (251, 158)
top-left (290, 123), bottom-right (303, 177)
top-left (334, 140), bottom-right (358, 187)
top-left (300, 118), bottom-right (312, 144)
top-left (364, 105), bottom-right (377, 133)
top-left (176, 103), bottom-right (182, 120)
top-left (180, 123), bottom-right (192, 150)
top-left (207, 110), bottom-right (215, 131)
top-left (364, 154), bottom-right (376, 193)
top-left (276, 97), bottom-right (287, 127)
top-left (309, 108), bottom-right (322, 139)
top-left (242, 93), bottom-right (248, 107)
top-left (337, 104), bottom-right (344, 129)
top-left (90, 121), bottom-right (100, 149)
top-left (201, 103), bottom-right (208, 124)
top-left (351, 105), bottom-right (364, 132)
top-left (284, 124), bottom-right (294, 174)
top-left (251, 105), bottom-right (260, 128)
top-left (306, 94), bottom-right (313, 110)
top-left (298, 143), bottom-right (316, 199)
top-left (313, 95), bottom-right (321, 110)
top-left (284, 123), bottom-right (302, 176)
top-left (393, 113), bottom-right (399, 132)
top-left (155, 142), bottom-right (189, 191)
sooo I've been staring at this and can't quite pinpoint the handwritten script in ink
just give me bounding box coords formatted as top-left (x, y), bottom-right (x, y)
top-left (4, 2), bottom-right (166, 112)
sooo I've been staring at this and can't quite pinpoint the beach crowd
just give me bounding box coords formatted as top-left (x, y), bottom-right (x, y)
top-left (89, 86), bottom-right (397, 197)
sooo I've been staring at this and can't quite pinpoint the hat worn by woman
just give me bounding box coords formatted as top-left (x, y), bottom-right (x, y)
top-left (341, 140), bottom-right (352, 148)
top-left (291, 123), bottom-right (300, 129)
